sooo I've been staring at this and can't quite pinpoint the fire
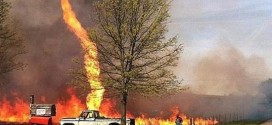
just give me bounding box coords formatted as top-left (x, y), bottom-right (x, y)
top-left (100, 104), bottom-right (218, 125)
top-left (134, 107), bottom-right (218, 125)
top-left (54, 88), bottom-right (86, 122)
top-left (99, 100), bottom-right (218, 125)
top-left (99, 99), bottom-right (133, 118)
top-left (99, 99), bottom-right (120, 118)
top-left (61, 0), bottom-right (104, 110)
top-left (0, 97), bottom-right (29, 123)
top-left (0, 88), bottom-right (85, 123)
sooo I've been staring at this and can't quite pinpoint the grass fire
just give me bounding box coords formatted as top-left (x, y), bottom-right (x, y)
top-left (0, 0), bottom-right (271, 125)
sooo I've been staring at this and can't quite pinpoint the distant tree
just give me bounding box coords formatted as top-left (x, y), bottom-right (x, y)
top-left (260, 79), bottom-right (272, 108)
top-left (0, 0), bottom-right (25, 85)
top-left (72, 0), bottom-right (185, 124)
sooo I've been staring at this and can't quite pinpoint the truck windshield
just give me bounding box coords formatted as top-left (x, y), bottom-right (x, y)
top-left (80, 111), bottom-right (95, 119)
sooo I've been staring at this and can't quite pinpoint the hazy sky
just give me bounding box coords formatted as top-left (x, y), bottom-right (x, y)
top-left (168, 0), bottom-right (272, 95)
top-left (170, 0), bottom-right (272, 60)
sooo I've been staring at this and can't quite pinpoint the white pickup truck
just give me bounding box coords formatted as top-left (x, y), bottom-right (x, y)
top-left (60, 110), bottom-right (135, 125)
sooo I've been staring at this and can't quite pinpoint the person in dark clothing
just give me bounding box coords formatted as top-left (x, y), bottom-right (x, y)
top-left (175, 114), bottom-right (183, 125)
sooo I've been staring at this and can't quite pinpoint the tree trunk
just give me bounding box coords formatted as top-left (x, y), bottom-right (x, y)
top-left (121, 92), bottom-right (127, 125)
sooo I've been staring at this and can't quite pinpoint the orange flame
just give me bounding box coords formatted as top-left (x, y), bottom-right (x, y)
top-left (99, 99), bottom-right (120, 117)
top-left (61, 0), bottom-right (104, 110)
top-left (0, 88), bottom-right (85, 123)
top-left (134, 107), bottom-right (218, 125)
top-left (0, 90), bottom-right (218, 125)
top-left (54, 88), bottom-right (86, 122)
top-left (100, 104), bottom-right (218, 125)
top-left (99, 99), bottom-right (133, 118)
top-left (0, 97), bottom-right (29, 123)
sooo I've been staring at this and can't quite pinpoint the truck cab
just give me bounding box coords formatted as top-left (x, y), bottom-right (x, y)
top-left (77, 110), bottom-right (105, 125)
top-left (80, 110), bottom-right (101, 119)
top-left (60, 110), bottom-right (135, 125)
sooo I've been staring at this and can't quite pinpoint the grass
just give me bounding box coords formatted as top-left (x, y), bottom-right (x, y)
top-left (221, 120), bottom-right (266, 125)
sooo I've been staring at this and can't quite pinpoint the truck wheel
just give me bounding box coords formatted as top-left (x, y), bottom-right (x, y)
top-left (109, 123), bottom-right (120, 125)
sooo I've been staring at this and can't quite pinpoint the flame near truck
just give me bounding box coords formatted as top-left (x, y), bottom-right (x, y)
top-left (60, 110), bottom-right (135, 125)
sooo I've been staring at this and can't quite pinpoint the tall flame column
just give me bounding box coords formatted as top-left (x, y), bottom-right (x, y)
top-left (61, 0), bottom-right (104, 110)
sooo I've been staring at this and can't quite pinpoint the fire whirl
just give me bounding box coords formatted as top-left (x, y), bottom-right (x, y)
top-left (61, 0), bottom-right (105, 110)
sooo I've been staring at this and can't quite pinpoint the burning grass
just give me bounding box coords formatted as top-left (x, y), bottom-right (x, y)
top-left (0, 88), bottom-right (85, 123)
top-left (0, 97), bottom-right (29, 123)
top-left (0, 90), bottom-right (218, 125)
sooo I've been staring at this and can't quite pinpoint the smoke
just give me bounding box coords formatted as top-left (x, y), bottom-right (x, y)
top-left (192, 43), bottom-right (271, 96)
top-left (124, 92), bottom-right (266, 120)
top-left (0, 0), bottom-right (95, 102)
top-left (123, 42), bottom-right (271, 120)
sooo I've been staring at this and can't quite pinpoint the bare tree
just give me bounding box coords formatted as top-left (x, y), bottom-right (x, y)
top-left (0, 0), bottom-right (25, 85)
top-left (72, 0), bottom-right (185, 124)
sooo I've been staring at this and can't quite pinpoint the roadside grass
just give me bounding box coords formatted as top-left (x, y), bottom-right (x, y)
top-left (221, 120), bottom-right (266, 125)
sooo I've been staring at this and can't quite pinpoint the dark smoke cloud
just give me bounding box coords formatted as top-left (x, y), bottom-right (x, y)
top-left (0, 0), bottom-right (95, 103)
top-left (192, 43), bottom-right (271, 95)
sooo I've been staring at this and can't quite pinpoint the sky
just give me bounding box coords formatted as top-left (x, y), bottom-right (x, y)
top-left (169, 0), bottom-right (272, 62)
top-left (168, 0), bottom-right (272, 95)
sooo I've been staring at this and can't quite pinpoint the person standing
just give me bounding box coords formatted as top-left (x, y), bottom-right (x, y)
top-left (175, 114), bottom-right (183, 125)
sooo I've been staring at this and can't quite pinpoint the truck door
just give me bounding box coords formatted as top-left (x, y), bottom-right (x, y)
top-left (78, 117), bottom-right (95, 125)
